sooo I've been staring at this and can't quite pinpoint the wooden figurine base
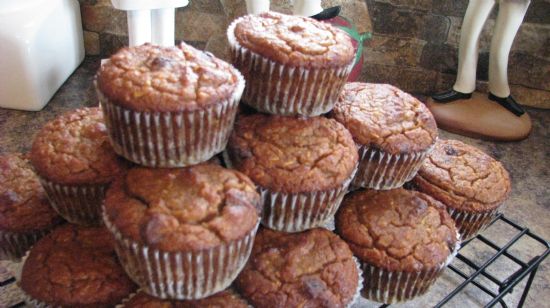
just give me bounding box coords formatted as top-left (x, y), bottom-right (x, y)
top-left (426, 92), bottom-right (532, 141)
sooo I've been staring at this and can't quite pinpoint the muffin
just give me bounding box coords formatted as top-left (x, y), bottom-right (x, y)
top-left (20, 224), bottom-right (136, 307)
top-left (96, 43), bottom-right (245, 167)
top-left (30, 107), bottom-right (127, 225)
top-left (333, 83), bottom-right (438, 190)
top-left (103, 164), bottom-right (260, 300)
top-left (411, 139), bottom-right (511, 240)
top-left (227, 11), bottom-right (355, 116)
top-left (336, 189), bottom-right (459, 304)
top-left (0, 153), bottom-right (63, 260)
top-left (237, 228), bottom-right (359, 308)
top-left (225, 114), bottom-right (358, 232)
top-left (123, 290), bottom-right (248, 308)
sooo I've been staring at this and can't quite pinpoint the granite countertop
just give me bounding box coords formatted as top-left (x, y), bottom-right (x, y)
top-left (0, 57), bottom-right (548, 307)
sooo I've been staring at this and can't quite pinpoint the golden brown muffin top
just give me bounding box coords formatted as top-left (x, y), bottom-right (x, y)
top-left (413, 139), bottom-right (511, 212)
top-left (20, 225), bottom-right (136, 307)
top-left (104, 164), bottom-right (260, 251)
top-left (123, 290), bottom-right (248, 308)
top-left (230, 11), bottom-right (354, 68)
top-left (227, 114), bottom-right (358, 193)
top-left (333, 83), bottom-right (438, 154)
top-left (336, 189), bottom-right (457, 272)
top-left (0, 153), bottom-right (62, 233)
top-left (30, 107), bottom-right (127, 185)
top-left (236, 228), bottom-right (358, 308)
top-left (97, 43), bottom-right (241, 112)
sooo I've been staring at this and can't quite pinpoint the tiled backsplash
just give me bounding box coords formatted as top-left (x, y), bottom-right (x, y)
top-left (78, 0), bottom-right (550, 108)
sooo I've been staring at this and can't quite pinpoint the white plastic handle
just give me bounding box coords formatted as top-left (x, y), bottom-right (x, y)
top-left (152, 8), bottom-right (175, 46)
top-left (245, 0), bottom-right (270, 14)
top-left (127, 9), bottom-right (151, 46)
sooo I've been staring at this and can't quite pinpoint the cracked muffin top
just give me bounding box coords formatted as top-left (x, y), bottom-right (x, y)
top-left (0, 153), bottom-right (62, 233)
top-left (103, 164), bottom-right (260, 251)
top-left (20, 224), bottom-right (136, 307)
top-left (333, 83), bottom-right (438, 154)
top-left (123, 290), bottom-right (248, 308)
top-left (30, 107), bottom-right (127, 185)
top-left (97, 43), bottom-right (242, 112)
top-left (230, 11), bottom-right (354, 68)
top-left (236, 228), bottom-right (358, 308)
top-left (336, 189), bottom-right (457, 272)
top-left (227, 114), bottom-right (358, 193)
top-left (412, 139), bottom-right (511, 212)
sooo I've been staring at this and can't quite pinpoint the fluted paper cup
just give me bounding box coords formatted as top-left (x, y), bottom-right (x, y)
top-left (360, 232), bottom-right (460, 304)
top-left (224, 151), bottom-right (355, 233)
top-left (348, 257), bottom-right (364, 308)
top-left (259, 176), bottom-right (353, 233)
top-left (96, 73), bottom-right (244, 168)
top-left (23, 295), bottom-right (55, 308)
top-left (448, 207), bottom-right (500, 241)
top-left (39, 177), bottom-right (107, 226)
top-left (227, 17), bottom-right (353, 116)
top-left (352, 143), bottom-right (434, 190)
top-left (0, 229), bottom-right (50, 261)
top-left (103, 210), bottom-right (259, 300)
top-left (116, 292), bottom-right (137, 308)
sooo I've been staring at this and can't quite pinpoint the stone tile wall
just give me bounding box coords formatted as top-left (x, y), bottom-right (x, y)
top-left (78, 0), bottom-right (549, 108)
top-left (363, 0), bottom-right (550, 108)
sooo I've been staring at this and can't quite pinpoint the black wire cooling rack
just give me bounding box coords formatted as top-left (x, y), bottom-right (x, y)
top-left (1, 213), bottom-right (548, 308)
top-left (378, 213), bottom-right (550, 308)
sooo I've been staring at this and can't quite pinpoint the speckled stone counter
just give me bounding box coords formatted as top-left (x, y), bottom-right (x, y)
top-left (0, 57), bottom-right (548, 307)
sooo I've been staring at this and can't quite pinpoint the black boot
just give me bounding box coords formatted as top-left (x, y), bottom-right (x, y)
top-left (432, 89), bottom-right (472, 103)
top-left (311, 6), bottom-right (341, 20)
top-left (488, 93), bottom-right (525, 117)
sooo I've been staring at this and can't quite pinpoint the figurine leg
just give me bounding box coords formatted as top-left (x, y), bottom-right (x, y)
top-left (433, 0), bottom-right (495, 103)
top-left (453, 0), bottom-right (496, 94)
top-left (488, 0), bottom-right (530, 97)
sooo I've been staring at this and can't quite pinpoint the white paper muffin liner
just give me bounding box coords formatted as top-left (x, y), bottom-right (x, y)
top-left (359, 231), bottom-right (460, 304)
top-left (96, 72), bottom-right (244, 168)
top-left (103, 209), bottom-right (260, 300)
top-left (352, 143), bottom-right (434, 190)
top-left (22, 295), bottom-right (55, 308)
top-left (0, 229), bottom-right (49, 261)
top-left (348, 256), bottom-right (364, 308)
top-left (224, 151), bottom-right (356, 233)
top-left (115, 290), bottom-right (138, 308)
top-left (259, 173), bottom-right (354, 233)
top-left (448, 207), bottom-right (500, 241)
top-left (227, 17), bottom-right (354, 116)
top-left (39, 176), bottom-right (107, 226)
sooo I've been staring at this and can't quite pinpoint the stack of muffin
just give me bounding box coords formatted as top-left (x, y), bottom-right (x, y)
top-left (0, 11), bottom-right (512, 307)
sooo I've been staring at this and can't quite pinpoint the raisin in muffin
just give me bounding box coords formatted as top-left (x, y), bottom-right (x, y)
top-left (30, 107), bottom-right (127, 225)
top-left (411, 139), bottom-right (511, 240)
top-left (226, 114), bottom-right (358, 232)
top-left (333, 82), bottom-right (438, 190)
top-left (336, 189), bottom-right (458, 303)
top-left (0, 153), bottom-right (62, 260)
top-left (228, 11), bottom-right (354, 116)
top-left (237, 228), bottom-right (360, 308)
top-left (20, 224), bottom-right (136, 307)
top-left (103, 164), bottom-right (260, 300)
top-left (96, 43), bottom-right (244, 167)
